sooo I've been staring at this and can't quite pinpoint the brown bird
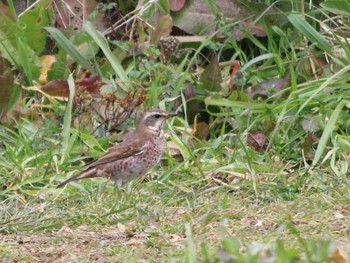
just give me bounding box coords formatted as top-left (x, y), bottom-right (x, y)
top-left (57, 109), bottom-right (177, 188)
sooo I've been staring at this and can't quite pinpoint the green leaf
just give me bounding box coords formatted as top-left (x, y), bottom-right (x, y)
top-left (19, 0), bottom-right (51, 55)
top-left (0, 12), bottom-right (41, 74)
top-left (17, 37), bottom-right (33, 85)
top-left (158, 0), bottom-right (170, 14)
top-left (288, 14), bottom-right (332, 52)
top-left (0, 14), bottom-right (22, 65)
top-left (48, 46), bottom-right (69, 80)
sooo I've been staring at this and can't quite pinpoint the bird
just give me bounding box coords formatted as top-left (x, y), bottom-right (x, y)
top-left (57, 109), bottom-right (177, 188)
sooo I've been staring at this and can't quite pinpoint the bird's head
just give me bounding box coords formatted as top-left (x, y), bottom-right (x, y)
top-left (137, 109), bottom-right (177, 132)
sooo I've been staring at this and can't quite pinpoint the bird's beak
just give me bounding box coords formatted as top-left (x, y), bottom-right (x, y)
top-left (169, 112), bottom-right (178, 118)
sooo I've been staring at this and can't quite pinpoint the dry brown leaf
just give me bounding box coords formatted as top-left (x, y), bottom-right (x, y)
top-left (325, 248), bottom-right (347, 263)
top-left (247, 131), bottom-right (269, 151)
top-left (0, 57), bottom-right (15, 121)
top-left (40, 79), bottom-right (70, 97)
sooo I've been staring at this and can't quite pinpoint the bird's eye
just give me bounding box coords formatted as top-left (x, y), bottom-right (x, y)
top-left (154, 114), bottom-right (161, 119)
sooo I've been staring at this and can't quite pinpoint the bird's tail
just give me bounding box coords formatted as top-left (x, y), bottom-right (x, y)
top-left (56, 168), bottom-right (97, 188)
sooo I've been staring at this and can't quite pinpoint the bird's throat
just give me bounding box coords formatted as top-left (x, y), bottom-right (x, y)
top-left (136, 123), bottom-right (164, 137)
top-left (146, 125), bottom-right (162, 135)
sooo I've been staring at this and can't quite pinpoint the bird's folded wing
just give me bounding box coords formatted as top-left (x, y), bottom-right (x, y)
top-left (85, 141), bottom-right (145, 168)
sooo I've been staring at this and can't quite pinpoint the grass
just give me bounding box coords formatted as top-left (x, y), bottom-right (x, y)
top-left (1, 0), bottom-right (350, 262)
top-left (1, 168), bottom-right (350, 261)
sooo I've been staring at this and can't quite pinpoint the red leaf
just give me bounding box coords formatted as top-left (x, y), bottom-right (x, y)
top-left (41, 76), bottom-right (105, 97)
top-left (40, 80), bottom-right (69, 97)
top-left (169, 0), bottom-right (186, 12)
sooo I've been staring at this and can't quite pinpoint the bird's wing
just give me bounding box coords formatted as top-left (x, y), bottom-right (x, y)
top-left (85, 139), bottom-right (145, 168)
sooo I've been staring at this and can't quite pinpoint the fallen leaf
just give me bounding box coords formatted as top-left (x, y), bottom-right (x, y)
top-left (40, 76), bottom-right (104, 97)
top-left (325, 247), bottom-right (347, 263)
top-left (194, 121), bottom-right (209, 140)
top-left (169, 0), bottom-right (186, 12)
top-left (151, 15), bottom-right (173, 44)
top-left (334, 212), bottom-right (345, 219)
top-left (248, 73), bottom-right (290, 99)
top-left (40, 79), bottom-right (69, 97)
top-left (76, 76), bottom-right (105, 94)
top-left (0, 57), bottom-right (18, 121)
top-left (171, 0), bottom-right (287, 39)
top-left (301, 132), bottom-right (314, 155)
top-left (247, 131), bottom-right (269, 151)
top-left (301, 116), bottom-right (319, 132)
top-left (200, 54), bottom-right (222, 92)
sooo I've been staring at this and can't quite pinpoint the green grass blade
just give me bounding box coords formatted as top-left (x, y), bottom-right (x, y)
top-left (16, 37), bottom-right (33, 85)
top-left (83, 21), bottom-right (129, 91)
top-left (204, 97), bottom-right (273, 114)
top-left (288, 14), bottom-right (332, 52)
top-left (45, 27), bottom-right (96, 74)
top-left (321, 0), bottom-right (350, 16)
top-left (185, 223), bottom-right (196, 263)
top-left (241, 53), bottom-right (276, 71)
top-left (295, 65), bottom-right (350, 117)
top-left (5, 0), bottom-right (17, 20)
top-left (312, 100), bottom-right (349, 166)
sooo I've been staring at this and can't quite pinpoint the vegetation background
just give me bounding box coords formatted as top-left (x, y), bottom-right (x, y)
top-left (0, 0), bottom-right (349, 262)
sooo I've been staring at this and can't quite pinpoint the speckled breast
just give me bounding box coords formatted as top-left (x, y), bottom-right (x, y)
top-left (112, 134), bottom-right (166, 183)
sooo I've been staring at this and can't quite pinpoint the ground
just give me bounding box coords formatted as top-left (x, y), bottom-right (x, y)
top-left (1, 175), bottom-right (349, 262)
